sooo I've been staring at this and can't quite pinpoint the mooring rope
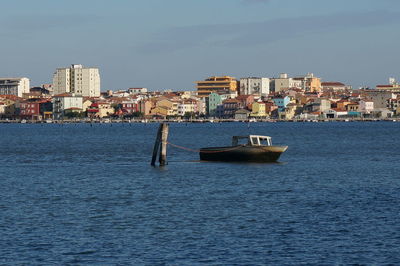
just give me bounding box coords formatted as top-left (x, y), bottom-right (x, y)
top-left (166, 141), bottom-right (244, 154)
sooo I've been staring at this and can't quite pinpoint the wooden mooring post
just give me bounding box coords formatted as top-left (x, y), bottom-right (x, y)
top-left (151, 123), bottom-right (169, 166)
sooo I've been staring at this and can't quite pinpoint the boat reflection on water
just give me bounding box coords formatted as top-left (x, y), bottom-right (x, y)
top-left (199, 135), bottom-right (288, 163)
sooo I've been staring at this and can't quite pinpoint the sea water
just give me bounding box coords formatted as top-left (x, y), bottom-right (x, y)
top-left (1, 122), bottom-right (400, 264)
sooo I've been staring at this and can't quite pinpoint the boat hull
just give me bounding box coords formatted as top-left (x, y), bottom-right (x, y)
top-left (199, 145), bottom-right (288, 163)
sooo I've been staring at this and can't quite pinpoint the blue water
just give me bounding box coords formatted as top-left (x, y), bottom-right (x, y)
top-left (1, 122), bottom-right (400, 264)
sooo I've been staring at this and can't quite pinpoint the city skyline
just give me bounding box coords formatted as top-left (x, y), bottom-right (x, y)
top-left (1, 0), bottom-right (400, 90)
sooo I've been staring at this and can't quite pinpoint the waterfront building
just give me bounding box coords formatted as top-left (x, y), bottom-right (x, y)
top-left (82, 98), bottom-right (94, 112)
top-left (265, 101), bottom-right (278, 117)
top-left (177, 99), bottom-right (196, 117)
top-left (215, 104), bottom-right (224, 118)
top-left (279, 103), bottom-right (297, 120)
top-left (304, 100), bottom-right (325, 113)
top-left (363, 90), bottom-right (396, 109)
top-left (234, 109), bottom-right (250, 120)
top-left (53, 64), bottom-right (100, 97)
top-left (335, 99), bottom-right (351, 110)
top-left (359, 100), bottom-right (374, 113)
top-left (155, 99), bottom-right (179, 116)
top-left (139, 100), bottom-right (154, 116)
top-left (323, 109), bottom-right (348, 119)
top-left (345, 102), bottom-right (359, 112)
top-left (313, 98), bottom-right (332, 112)
top-left (371, 108), bottom-right (393, 118)
top-left (97, 102), bottom-right (114, 118)
top-left (121, 100), bottom-right (139, 114)
top-left (19, 99), bottom-right (52, 120)
top-left (52, 93), bottom-right (83, 120)
top-left (386, 97), bottom-right (400, 115)
top-left (20, 100), bottom-right (41, 119)
top-left (196, 76), bottom-right (238, 96)
top-left (272, 96), bottom-right (290, 112)
top-left (151, 105), bottom-right (173, 117)
top-left (222, 98), bottom-right (243, 118)
top-left (0, 101), bottom-right (5, 116)
top-left (87, 102), bottom-right (114, 118)
top-left (236, 95), bottom-right (255, 110)
top-left (0, 95), bottom-right (22, 118)
top-left (250, 102), bottom-right (267, 118)
top-left (206, 92), bottom-right (228, 117)
top-left (0, 78), bottom-right (30, 97)
top-left (239, 77), bottom-right (270, 96)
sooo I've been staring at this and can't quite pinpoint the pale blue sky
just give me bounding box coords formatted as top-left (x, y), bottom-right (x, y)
top-left (1, 0), bottom-right (399, 90)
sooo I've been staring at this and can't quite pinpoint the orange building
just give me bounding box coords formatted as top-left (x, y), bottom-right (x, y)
top-left (196, 76), bottom-right (238, 96)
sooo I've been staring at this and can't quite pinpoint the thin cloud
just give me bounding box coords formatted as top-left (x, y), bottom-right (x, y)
top-left (137, 10), bottom-right (400, 53)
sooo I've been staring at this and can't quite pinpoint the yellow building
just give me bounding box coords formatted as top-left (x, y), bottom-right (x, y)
top-left (294, 73), bottom-right (322, 92)
top-left (278, 103), bottom-right (297, 120)
top-left (140, 100), bottom-right (154, 116)
top-left (250, 102), bottom-right (267, 117)
top-left (83, 99), bottom-right (93, 112)
top-left (154, 99), bottom-right (179, 116)
top-left (0, 96), bottom-right (19, 116)
top-left (151, 106), bottom-right (174, 117)
top-left (308, 77), bottom-right (322, 93)
top-left (196, 76), bottom-right (238, 96)
top-left (97, 102), bottom-right (114, 118)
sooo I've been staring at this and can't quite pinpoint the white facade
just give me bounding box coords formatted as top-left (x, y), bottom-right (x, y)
top-left (53, 64), bottom-right (100, 97)
top-left (0, 78), bottom-right (30, 97)
top-left (128, 88), bottom-right (148, 94)
top-left (52, 93), bottom-right (83, 119)
top-left (113, 90), bottom-right (130, 97)
top-left (177, 101), bottom-right (196, 116)
top-left (359, 100), bottom-right (374, 113)
top-left (240, 77), bottom-right (270, 96)
top-left (0, 102), bottom-right (6, 114)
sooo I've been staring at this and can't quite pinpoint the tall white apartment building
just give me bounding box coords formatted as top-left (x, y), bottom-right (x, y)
top-left (0, 78), bottom-right (30, 97)
top-left (53, 64), bottom-right (100, 97)
top-left (239, 77), bottom-right (270, 96)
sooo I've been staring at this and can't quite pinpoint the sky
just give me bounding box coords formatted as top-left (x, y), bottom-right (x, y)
top-left (1, 0), bottom-right (400, 90)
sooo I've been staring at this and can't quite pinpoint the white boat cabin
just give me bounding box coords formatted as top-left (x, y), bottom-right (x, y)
top-left (232, 135), bottom-right (272, 146)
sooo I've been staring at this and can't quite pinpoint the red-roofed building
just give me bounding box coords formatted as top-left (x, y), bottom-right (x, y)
top-left (322, 82), bottom-right (349, 91)
top-left (376, 84), bottom-right (400, 90)
top-left (19, 99), bottom-right (52, 120)
top-left (222, 98), bottom-right (243, 118)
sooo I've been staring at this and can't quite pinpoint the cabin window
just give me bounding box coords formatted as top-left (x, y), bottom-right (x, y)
top-left (259, 138), bottom-right (272, 146)
top-left (251, 137), bottom-right (260, 145)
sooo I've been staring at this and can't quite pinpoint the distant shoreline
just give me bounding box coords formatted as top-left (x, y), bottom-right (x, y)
top-left (1, 118), bottom-right (399, 124)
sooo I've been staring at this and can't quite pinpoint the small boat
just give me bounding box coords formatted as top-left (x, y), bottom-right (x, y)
top-left (200, 135), bottom-right (288, 163)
